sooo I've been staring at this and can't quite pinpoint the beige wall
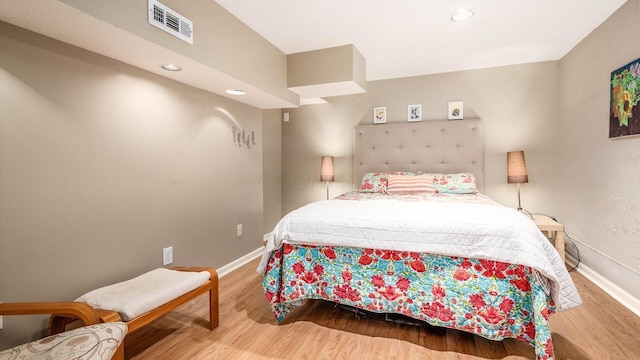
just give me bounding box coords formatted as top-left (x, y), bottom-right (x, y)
top-left (262, 110), bottom-right (282, 234)
top-left (282, 61), bottom-right (561, 215)
top-left (0, 23), bottom-right (268, 347)
top-left (557, 0), bottom-right (640, 299)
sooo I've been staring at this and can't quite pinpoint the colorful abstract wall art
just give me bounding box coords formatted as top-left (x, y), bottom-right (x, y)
top-left (610, 58), bottom-right (640, 139)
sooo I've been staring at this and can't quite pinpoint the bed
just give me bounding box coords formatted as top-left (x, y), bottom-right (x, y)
top-left (258, 119), bottom-right (581, 360)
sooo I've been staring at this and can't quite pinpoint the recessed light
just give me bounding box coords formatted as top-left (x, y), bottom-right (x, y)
top-left (226, 89), bottom-right (246, 96)
top-left (451, 10), bottom-right (473, 22)
top-left (160, 64), bottom-right (181, 71)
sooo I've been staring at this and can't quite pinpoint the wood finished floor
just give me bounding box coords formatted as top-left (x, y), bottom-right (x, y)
top-left (126, 258), bottom-right (640, 360)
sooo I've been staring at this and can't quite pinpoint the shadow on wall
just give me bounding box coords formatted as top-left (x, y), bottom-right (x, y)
top-left (209, 106), bottom-right (257, 151)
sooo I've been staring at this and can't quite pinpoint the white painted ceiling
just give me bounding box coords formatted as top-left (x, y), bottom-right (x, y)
top-left (0, 0), bottom-right (628, 108)
top-left (215, 0), bottom-right (628, 80)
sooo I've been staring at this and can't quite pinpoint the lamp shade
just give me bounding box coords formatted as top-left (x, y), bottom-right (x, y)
top-left (320, 156), bottom-right (334, 182)
top-left (507, 151), bottom-right (528, 183)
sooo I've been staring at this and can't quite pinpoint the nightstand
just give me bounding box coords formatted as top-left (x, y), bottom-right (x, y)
top-left (532, 215), bottom-right (565, 263)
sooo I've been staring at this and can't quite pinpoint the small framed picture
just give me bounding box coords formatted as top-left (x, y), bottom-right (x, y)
top-left (448, 101), bottom-right (464, 120)
top-left (373, 106), bottom-right (387, 124)
top-left (408, 104), bottom-right (422, 122)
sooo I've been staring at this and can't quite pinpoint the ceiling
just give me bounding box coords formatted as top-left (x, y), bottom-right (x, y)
top-left (0, 1), bottom-right (627, 109)
top-left (215, 0), bottom-right (627, 81)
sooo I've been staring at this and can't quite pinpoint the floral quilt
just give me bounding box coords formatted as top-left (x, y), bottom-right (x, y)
top-left (262, 244), bottom-right (557, 360)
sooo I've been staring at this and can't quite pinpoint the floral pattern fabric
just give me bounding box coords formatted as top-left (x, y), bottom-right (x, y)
top-left (358, 172), bottom-right (415, 193)
top-left (422, 172), bottom-right (478, 194)
top-left (0, 322), bottom-right (127, 360)
top-left (337, 190), bottom-right (496, 205)
top-left (263, 244), bottom-right (556, 360)
top-left (357, 172), bottom-right (479, 194)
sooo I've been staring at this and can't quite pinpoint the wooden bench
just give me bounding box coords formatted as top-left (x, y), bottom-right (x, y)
top-left (49, 266), bottom-right (218, 344)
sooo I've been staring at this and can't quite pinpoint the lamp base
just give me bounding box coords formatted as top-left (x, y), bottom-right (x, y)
top-left (326, 181), bottom-right (330, 200)
top-left (515, 183), bottom-right (532, 219)
top-left (517, 208), bottom-right (533, 219)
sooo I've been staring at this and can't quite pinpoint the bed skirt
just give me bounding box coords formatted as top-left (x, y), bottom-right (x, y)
top-left (262, 244), bottom-right (556, 360)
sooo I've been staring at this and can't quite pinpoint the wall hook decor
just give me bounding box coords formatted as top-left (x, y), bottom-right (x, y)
top-left (232, 126), bottom-right (256, 149)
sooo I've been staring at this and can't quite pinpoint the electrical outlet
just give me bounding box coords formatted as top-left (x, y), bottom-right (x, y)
top-left (163, 246), bottom-right (173, 266)
top-left (237, 224), bottom-right (243, 237)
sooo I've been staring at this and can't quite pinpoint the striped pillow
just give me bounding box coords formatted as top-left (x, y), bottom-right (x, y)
top-left (387, 174), bottom-right (435, 194)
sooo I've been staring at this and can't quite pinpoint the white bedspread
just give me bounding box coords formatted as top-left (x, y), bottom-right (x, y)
top-left (258, 196), bottom-right (581, 312)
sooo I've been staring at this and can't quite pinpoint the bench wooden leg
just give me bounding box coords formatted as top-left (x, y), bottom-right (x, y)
top-left (172, 266), bottom-right (219, 330)
top-left (209, 270), bottom-right (219, 329)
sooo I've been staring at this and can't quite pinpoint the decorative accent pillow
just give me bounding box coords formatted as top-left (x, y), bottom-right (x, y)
top-left (387, 174), bottom-right (435, 194)
top-left (427, 173), bottom-right (478, 194)
top-left (358, 172), bottom-right (415, 193)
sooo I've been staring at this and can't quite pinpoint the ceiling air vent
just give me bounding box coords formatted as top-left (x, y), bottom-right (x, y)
top-left (148, 0), bottom-right (193, 44)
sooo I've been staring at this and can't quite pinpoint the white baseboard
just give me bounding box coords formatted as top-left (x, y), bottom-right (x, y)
top-left (567, 254), bottom-right (640, 317)
top-left (217, 246), bottom-right (264, 278)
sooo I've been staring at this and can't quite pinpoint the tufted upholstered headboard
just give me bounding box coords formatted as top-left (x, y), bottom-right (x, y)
top-left (353, 119), bottom-right (484, 191)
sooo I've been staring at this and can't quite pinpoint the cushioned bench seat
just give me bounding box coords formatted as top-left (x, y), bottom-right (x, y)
top-left (49, 267), bottom-right (218, 354)
top-left (75, 268), bottom-right (210, 321)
